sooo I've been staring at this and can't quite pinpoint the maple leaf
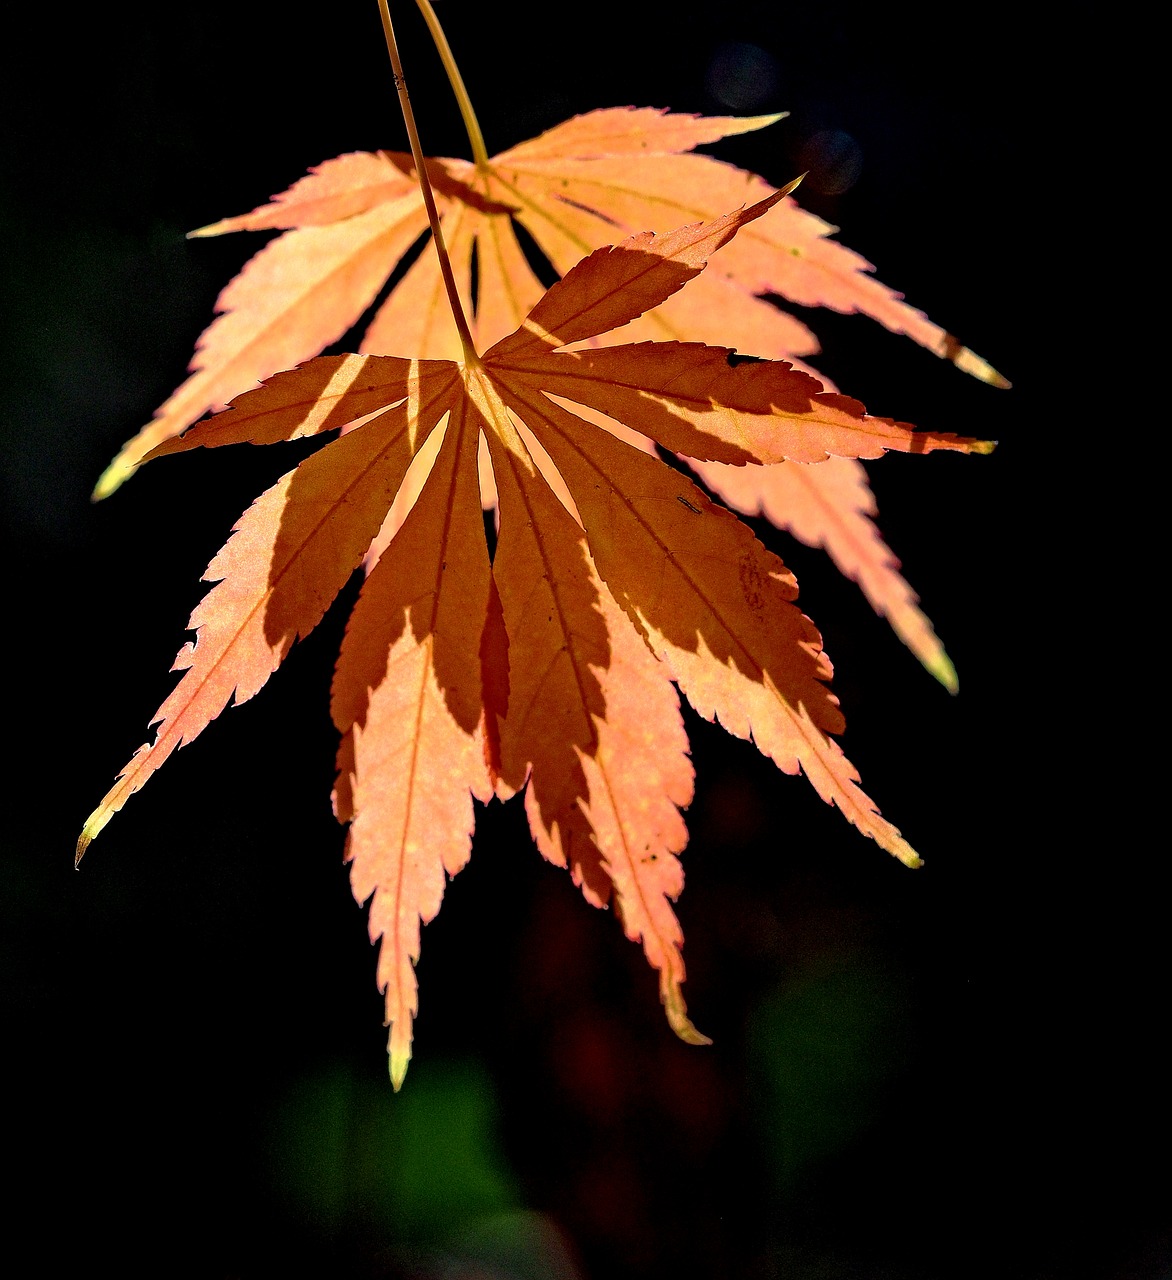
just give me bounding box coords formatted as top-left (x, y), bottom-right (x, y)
top-left (77, 192), bottom-right (991, 1086)
top-left (93, 106), bottom-right (1005, 689)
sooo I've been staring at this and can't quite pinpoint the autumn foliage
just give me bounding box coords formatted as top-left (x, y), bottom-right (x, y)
top-left (78, 7), bottom-right (1001, 1087)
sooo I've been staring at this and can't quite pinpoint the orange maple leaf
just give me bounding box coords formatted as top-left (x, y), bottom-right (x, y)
top-left (77, 192), bottom-right (991, 1086)
top-left (93, 106), bottom-right (1006, 690)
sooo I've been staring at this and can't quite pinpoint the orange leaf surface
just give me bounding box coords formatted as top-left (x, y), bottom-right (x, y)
top-left (330, 395), bottom-right (493, 1089)
top-left (93, 194), bottom-right (432, 498)
top-left (688, 454), bottom-right (960, 692)
top-left (505, 387), bottom-right (920, 867)
top-left (479, 376), bottom-right (702, 1041)
top-left (77, 401), bottom-right (443, 856)
top-left (80, 194), bottom-right (991, 1083)
top-left (96, 106), bottom-right (1004, 686)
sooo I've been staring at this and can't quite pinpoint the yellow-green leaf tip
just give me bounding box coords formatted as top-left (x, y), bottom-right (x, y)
top-left (389, 1047), bottom-right (410, 1092)
top-left (925, 650), bottom-right (959, 696)
top-left (75, 799), bottom-right (115, 866)
top-left (75, 828), bottom-right (95, 868)
top-left (884, 833), bottom-right (924, 870)
top-left (665, 986), bottom-right (712, 1047)
top-left (91, 457), bottom-right (137, 502)
top-left (187, 220), bottom-right (232, 240)
top-left (955, 348), bottom-right (1011, 389)
top-left (728, 111), bottom-right (788, 134)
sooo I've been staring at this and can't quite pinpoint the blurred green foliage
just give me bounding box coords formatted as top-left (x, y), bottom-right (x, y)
top-left (748, 954), bottom-right (910, 1190)
top-left (270, 1056), bottom-right (521, 1239)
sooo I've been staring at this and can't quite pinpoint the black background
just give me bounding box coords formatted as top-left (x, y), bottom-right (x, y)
top-left (3, 3), bottom-right (1158, 1277)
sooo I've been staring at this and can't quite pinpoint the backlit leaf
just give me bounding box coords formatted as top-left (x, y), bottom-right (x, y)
top-left (95, 107), bottom-right (1005, 685)
top-left (81, 194), bottom-right (991, 1083)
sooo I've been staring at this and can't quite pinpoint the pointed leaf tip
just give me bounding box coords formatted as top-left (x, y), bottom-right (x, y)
top-left (389, 1046), bottom-right (410, 1092)
top-left (75, 807), bottom-right (107, 865)
top-left (91, 457), bottom-right (136, 502)
top-left (944, 336), bottom-right (1011, 388)
top-left (929, 650), bottom-right (960, 695)
top-left (666, 991), bottom-right (713, 1046)
top-left (737, 111), bottom-right (788, 132)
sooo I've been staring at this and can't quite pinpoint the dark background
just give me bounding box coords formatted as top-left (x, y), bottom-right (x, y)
top-left (3, 3), bottom-right (1157, 1277)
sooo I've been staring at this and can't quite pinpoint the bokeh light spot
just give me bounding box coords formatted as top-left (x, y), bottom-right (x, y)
top-left (797, 129), bottom-right (864, 195)
top-left (705, 42), bottom-right (780, 112)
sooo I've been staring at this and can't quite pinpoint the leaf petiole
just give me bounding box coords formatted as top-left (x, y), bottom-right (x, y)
top-left (414, 0), bottom-right (490, 170)
top-left (375, 0), bottom-right (480, 365)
